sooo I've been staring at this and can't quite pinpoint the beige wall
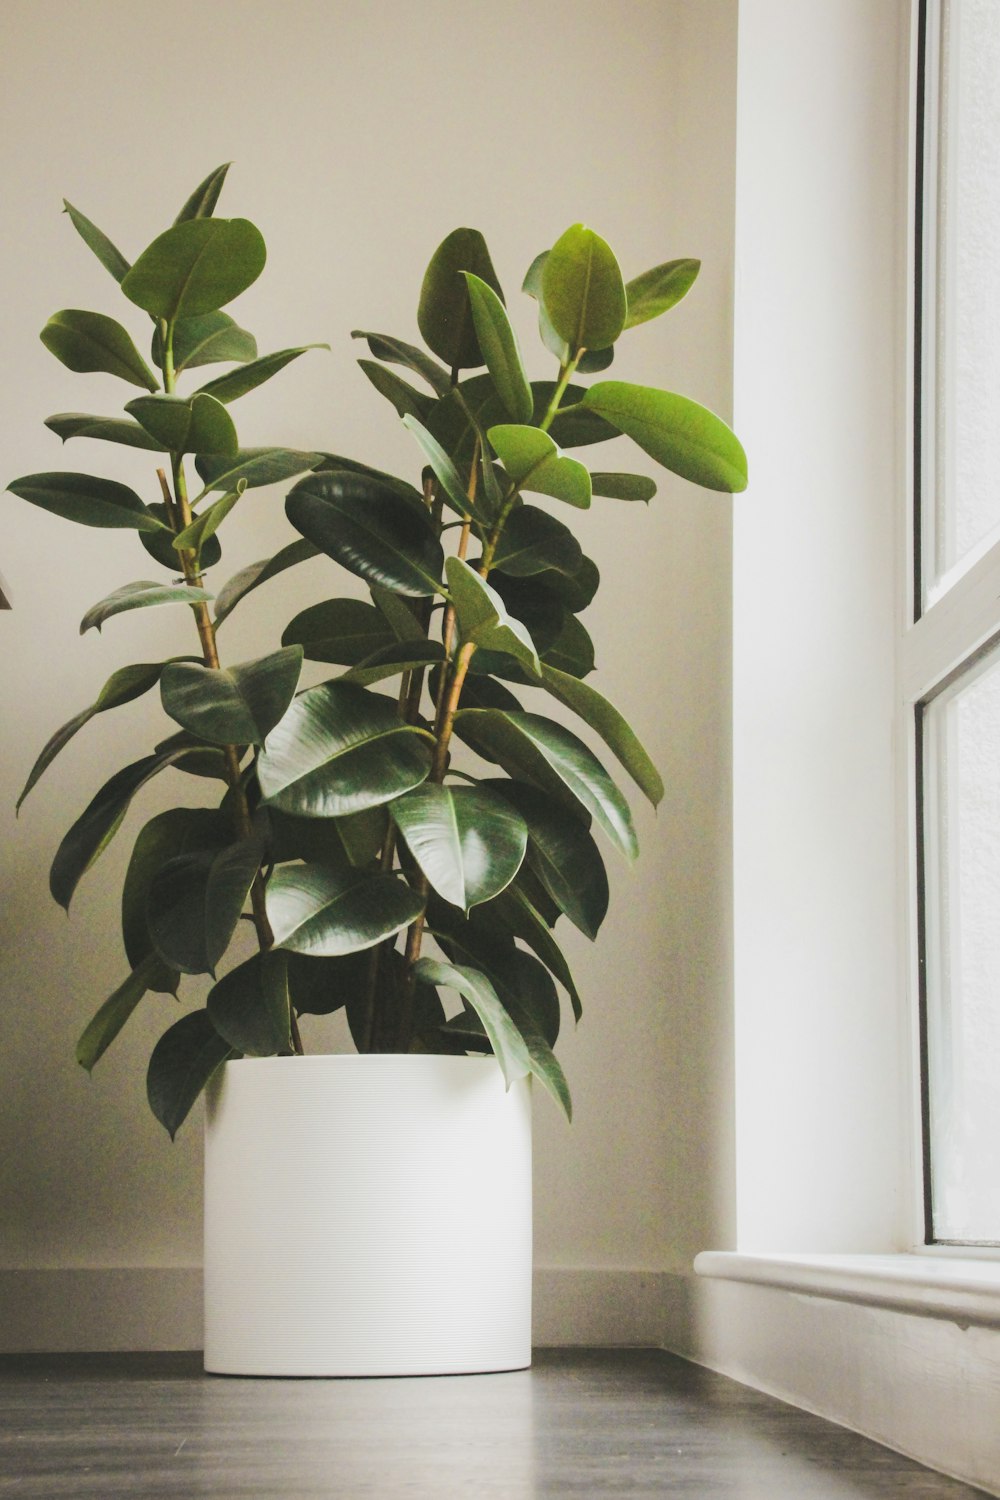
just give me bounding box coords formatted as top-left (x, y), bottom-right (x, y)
top-left (0, 0), bottom-right (738, 1344)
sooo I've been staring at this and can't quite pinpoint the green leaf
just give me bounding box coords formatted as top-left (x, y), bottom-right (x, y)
top-left (490, 505), bottom-right (582, 578)
top-left (454, 710), bottom-right (637, 861)
top-left (371, 586), bottom-right (427, 643)
top-left (207, 949), bottom-right (292, 1055)
top-left (265, 805), bottom-right (388, 870)
top-left (79, 580), bottom-right (212, 635)
top-left (417, 227), bottom-right (503, 370)
top-left (175, 162), bottom-right (231, 223)
top-left (534, 553), bottom-right (600, 614)
top-left (44, 412), bottom-right (165, 451)
top-left (401, 415), bottom-right (476, 519)
top-left (49, 744), bottom-right (193, 910)
top-left (7, 472), bottom-right (164, 533)
top-left (358, 359), bottom-right (432, 422)
top-left (589, 471), bottom-right (656, 503)
top-left (196, 345), bottom-right (328, 405)
top-left (389, 783), bottom-right (527, 912)
top-left (315, 454), bottom-right (424, 505)
top-left (286, 951), bottom-right (370, 1016)
top-left (148, 835), bottom-right (262, 975)
top-left (171, 483), bottom-right (245, 559)
top-left (125, 392), bottom-right (238, 456)
top-left (138, 501), bottom-right (221, 572)
top-left (338, 639), bottom-right (446, 688)
top-left (285, 470), bottom-right (444, 598)
top-left (122, 218), bottom-right (266, 322)
top-left (522, 250), bottom-right (567, 362)
top-left (76, 952), bottom-right (165, 1073)
top-left (535, 383), bottom-right (616, 449)
top-left (147, 1009), bottom-right (233, 1139)
top-left (160, 645), bottom-right (303, 747)
top-left (624, 257), bottom-right (700, 329)
top-left (41, 309), bottom-right (159, 391)
top-left (122, 807), bottom-right (229, 979)
top-left (257, 680), bottom-right (433, 818)
top-left (581, 381), bottom-right (748, 492)
top-left (493, 881), bottom-right (583, 1021)
top-left (283, 597), bottom-right (395, 664)
top-left (351, 330), bottom-right (451, 396)
top-left (536, 664), bottom-right (663, 807)
top-left (542, 224), bottom-right (627, 352)
top-left (194, 447), bottom-right (321, 497)
top-left (412, 958), bottom-right (531, 1091)
top-left (487, 425), bottom-right (592, 508)
top-left (541, 613), bottom-right (594, 678)
top-left (446, 556), bottom-right (540, 674)
top-left (17, 660), bottom-right (168, 812)
top-left (214, 538), bottom-right (318, 626)
top-left (267, 862), bottom-right (424, 957)
top-left (154, 311), bottom-right (257, 373)
top-left (487, 779), bottom-right (608, 941)
top-left (62, 199), bottom-right (130, 284)
top-left (504, 998), bottom-right (572, 1120)
top-left (463, 272), bottom-right (533, 423)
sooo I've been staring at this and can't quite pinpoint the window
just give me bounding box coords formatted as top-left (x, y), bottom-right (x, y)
top-left (914, 0), bottom-right (1000, 1246)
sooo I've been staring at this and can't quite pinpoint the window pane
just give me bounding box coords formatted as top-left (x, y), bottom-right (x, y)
top-left (928, 0), bottom-right (1000, 596)
top-left (923, 646), bottom-right (1000, 1242)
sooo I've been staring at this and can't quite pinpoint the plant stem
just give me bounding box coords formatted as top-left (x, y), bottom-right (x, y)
top-left (539, 351), bottom-right (584, 433)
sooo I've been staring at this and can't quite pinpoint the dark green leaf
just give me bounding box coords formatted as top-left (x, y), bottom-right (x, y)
top-left (154, 310), bottom-right (257, 373)
top-left (257, 680), bottom-right (433, 817)
top-left (401, 415), bottom-right (476, 518)
top-left (504, 997), bottom-right (572, 1120)
top-left (267, 862), bottom-right (423, 956)
top-left (76, 952), bottom-right (166, 1073)
top-left (147, 1009), bottom-right (232, 1139)
top-left (589, 471), bottom-right (657, 502)
top-left (171, 484), bottom-right (244, 559)
top-left (537, 664), bottom-right (663, 807)
top-left (412, 958), bottom-right (531, 1091)
top-left (463, 272), bottom-right (533, 423)
top-left (214, 538), bottom-right (318, 626)
top-left (148, 835), bottom-right (262, 975)
top-left (285, 470), bottom-right (444, 598)
top-left (175, 163), bottom-right (231, 223)
top-left (8, 472), bottom-right (164, 533)
top-left (154, 728), bottom-right (230, 780)
top-left (62, 199), bottom-right (130, 283)
top-left (282, 597), bottom-right (395, 664)
top-left (446, 556), bottom-right (540, 674)
top-left (625, 257), bottom-right (700, 329)
top-left (79, 580), bottom-right (212, 635)
top-left (139, 501), bottom-right (222, 572)
top-left (487, 425), bottom-right (592, 508)
top-left (122, 807), bottom-right (230, 978)
top-left (541, 612), bottom-right (595, 678)
top-left (417, 227), bottom-right (503, 370)
top-left (122, 218), bottom-right (266, 322)
top-left (358, 359), bottom-right (432, 422)
top-left (264, 804), bottom-right (388, 869)
top-left (351, 330), bottom-right (451, 395)
top-left (44, 412), bottom-right (165, 452)
top-left (338, 639), bottom-right (445, 688)
top-left (194, 447), bottom-right (322, 496)
top-left (125, 392), bottom-right (237, 455)
top-left (41, 309), bottom-right (158, 391)
top-left (160, 645), bottom-right (303, 747)
top-left (499, 948), bottom-right (561, 1048)
top-left (389, 783), bottom-right (527, 912)
top-left (207, 949), bottom-right (292, 1055)
top-left (314, 453), bottom-right (423, 504)
top-left (196, 345), bottom-right (328, 405)
top-left (370, 586), bottom-right (427, 642)
top-left (533, 553), bottom-right (599, 614)
top-left (493, 881), bottom-right (583, 1020)
top-left (535, 383), bottom-right (617, 449)
top-left (490, 505), bottom-right (582, 578)
top-left (542, 224), bottom-right (626, 352)
top-left (484, 573), bottom-right (565, 657)
top-left (486, 779), bottom-right (608, 940)
top-left (581, 381), bottom-right (748, 492)
top-left (286, 951), bottom-right (370, 1015)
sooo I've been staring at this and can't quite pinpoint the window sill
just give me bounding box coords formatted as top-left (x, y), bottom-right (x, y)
top-left (693, 1251), bottom-right (1000, 1329)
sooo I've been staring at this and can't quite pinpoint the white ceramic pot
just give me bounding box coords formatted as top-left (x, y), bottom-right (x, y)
top-left (203, 1053), bottom-right (532, 1377)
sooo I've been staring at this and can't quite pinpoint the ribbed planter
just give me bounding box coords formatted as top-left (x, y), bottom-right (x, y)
top-left (203, 1054), bottom-right (533, 1377)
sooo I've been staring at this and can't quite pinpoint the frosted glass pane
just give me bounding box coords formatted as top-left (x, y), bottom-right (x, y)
top-left (924, 648), bottom-right (1000, 1242)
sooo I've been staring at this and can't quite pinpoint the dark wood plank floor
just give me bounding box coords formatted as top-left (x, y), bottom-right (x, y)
top-left (0, 1347), bottom-right (990, 1498)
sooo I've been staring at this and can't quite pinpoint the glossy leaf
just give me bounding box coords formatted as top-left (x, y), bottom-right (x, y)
top-left (171, 484), bottom-right (245, 558)
top-left (542, 224), bottom-right (627, 352)
top-left (285, 470), bottom-right (444, 598)
top-left (62, 199), bottom-right (130, 284)
top-left (265, 804), bottom-right (388, 870)
top-left (147, 1008), bottom-right (233, 1139)
top-left (257, 680), bottom-right (433, 817)
top-left (417, 227), bottom-right (503, 370)
top-left (76, 952), bottom-right (165, 1073)
top-left (17, 660), bottom-right (168, 812)
top-left (214, 538), bottom-right (317, 626)
top-left (499, 948), bottom-right (561, 1048)
top-left (446, 556), bottom-right (540, 674)
top-left (282, 598), bottom-right (395, 664)
top-left (207, 949), bottom-right (292, 1055)
top-left (490, 505), bottom-right (582, 578)
top-left (358, 359), bottom-right (432, 422)
top-left (148, 835), bottom-right (262, 975)
top-left (160, 645), bottom-right (303, 747)
top-left (41, 309), bottom-right (158, 391)
top-left (463, 272), bottom-right (533, 423)
top-left (44, 412), bottom-right (165, 452)
top-left (267, 862), bottom-right (423, 956)
top-left (454, 710), bottom-right (637, 861)
top-left (175, 162), bottom-right (230, 223)
top-left (315, 453), bottom-right (424, 505)
top-left (581, 381), bottom-right (748, 492)
top-left (537, 664), bottom-right (663, 807)
top-left (590, 471), bottom-right (657, 503)
top-left (624, 257), bottom-right (700, 329)
top-left (541, 611), bottom-right (595, 678)
top-left (351, 330), bottom-right (451, 395)
top-left (122, 218), bottom-right (266, 322)
top-left (194, 447), bottom-right (321, 496)
top-left (487, 425), bottom-right (592, 508)
top-left (197, 345), bottom-right (328, 405)
top-left (493, 881), bottom-right (583, 1020)
top-left (487, 779), bottom-right (608, 940)
top-left (125, 392), bottom-right (237, 456)
top-left (339, 639), bottom-right (445, 688)
top-left (390, 783), bottom-right (527, 912)
top-left (122, 807), bottom-right (230, 977)
top-left (505, 998), bottom-right (572, 1120)
top-left (7, 472), bottom-right (163, 532)
top-left (400, 415), bottom-right (475, 518)
top-left (79, 580), bottom-right (212, 635)
top-left (154, 310), bottom-right (257, 372)
top-left (412, 958), bottom-right (531, 1091)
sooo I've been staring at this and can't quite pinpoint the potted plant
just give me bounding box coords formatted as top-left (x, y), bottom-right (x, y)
top-left (7, 166), bottom-right (746, 1376)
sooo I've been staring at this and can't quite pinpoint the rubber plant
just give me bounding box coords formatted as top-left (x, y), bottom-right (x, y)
top-left (8, 167), bottom-right (747, 1138)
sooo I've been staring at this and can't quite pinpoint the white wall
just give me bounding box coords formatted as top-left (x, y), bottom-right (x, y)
top-left (0, 0), bottom-right (740, 1346)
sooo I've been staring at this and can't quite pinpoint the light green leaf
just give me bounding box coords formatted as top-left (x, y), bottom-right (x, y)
top-left (125, 392), bottom-right (238, 456)
top-left (401, 414), bottom-right (476, 518)
top-left (76, 952), bottom-right (166, 1073)
top-left (589, 471), bottom-right (657, 503)
top-left (196, 345), bottom-right (328, 405)
top-left (62, 199), bottom-right (130, 284)
top-left (285, 470), bottom-right (444, 598)
top-left (8, 472), bottom-right (164, 533)
top-left (490, 505), bottom-right (582, 578)
top-left (147, 1009), bottom-right (233, 1139)
top-left (487, 424), bottom-right (592, 508)
top-left (445, 556), bottom-right (540, 674)
top-left (148, 835), bottom-right (262, 975)
top-left (542, 224), bottom-right (627, 352)
top-left (417, 227), bottom-right (503, 370)
top-left (267, 862), bottom-right (424, 956)
top-left (122, 217), bottom-right (266, 322)
top-left (358, 359), bottom-right (433, 422)
top-left (160, 645), bottom-right (303, 747)
top-left (44, 412), bottom-right (165, 452)
top-left (390, 783), bottom-right (527, 911)
top-left (171, 483), bottom-right (246, 558)
top-left (522, 250), bottom-right (567, 362)
top-left (214, 538), bottom-right (318, 626)
top-left (79, 580), bottom-right (212, 635)
top-left (624, 257), bottom-right (700, 329)
top-left (41, 309), bottom-right (158, 391)
top-left (194, 447), bottom-right (321, 497)
top-left (351, 330), bottom-right (452, 395)
top-left (536, 663), bottom-right (663, 806)
top-left (581, 381), bottom-right (748, 492)
top-left (175, 162), bottom-right (231, 223)
top-left (257, 680), bottom-right (433, 818)
top-left (155, 310), bottom-right (257, 373)
top-left (412, 958), bottom-right (531, 1091)
top-left (207, 949), bottom-right (292, 1056)
top-left (463, 272), bottom-right (533, 423)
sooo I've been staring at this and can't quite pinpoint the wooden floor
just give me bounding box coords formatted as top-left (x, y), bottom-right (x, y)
top-left (0, 1348), bottom-right (990, 1498)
